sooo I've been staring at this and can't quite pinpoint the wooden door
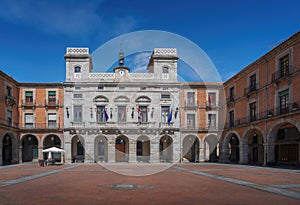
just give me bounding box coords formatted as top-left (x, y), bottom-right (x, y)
top-left (116, 144), bottom-right (126, 162)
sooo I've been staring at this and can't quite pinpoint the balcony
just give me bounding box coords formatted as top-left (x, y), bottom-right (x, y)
top-left (45, 99), bottom-right (60, 109)
top-left (224, 102), bottom-right (300, 128)
top-left (5, 95), bottom-right (16, 106)
top-left (244, 83), bottom-right (258, 97)
top-left (206, 101), bottom-right (218, 111)
top-left (89, 121), bottom-right (156, 128)
top-left (21, 99), bottom-right (36, 108)
top-left (20, 123), bottom-right (60, 129)
top-left (0, 118), bottom-right (19, 128)
top-left (271, 65), bottom-right (292, 82)
top-left (184, 100), bottom-right (199, 110)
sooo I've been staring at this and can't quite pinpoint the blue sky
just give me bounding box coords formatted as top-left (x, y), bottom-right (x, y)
top-left (0, 0), bottom-right (299, 82)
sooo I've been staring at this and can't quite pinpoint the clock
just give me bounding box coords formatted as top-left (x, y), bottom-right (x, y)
top-left (119, 70), bottom-right (125, 76)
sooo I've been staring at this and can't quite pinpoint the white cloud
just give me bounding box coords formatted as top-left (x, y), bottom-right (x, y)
top-left (131, 52), bottom-right (151, 73)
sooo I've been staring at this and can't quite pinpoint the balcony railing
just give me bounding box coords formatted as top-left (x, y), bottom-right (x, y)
top-left (206, 101), bottom-right (218, 110)
top-left (271, 65), bottom-right (293, 82)
top-left (21, 99), bottom-right (36, 107)
top-left (20, 123), bottom-right (60, 129)
top-left (244, 83), bottom-right (259, 96)
top-left (45, 99), bottom-right (59, 107)
top-left (5, 95), bottom-right (16, 106)
top-left (226, 96), bottom-right (235, 104)
top-left (184, 100), bottom-right (199, 108)
top-left (225, 101), bottom-right (300, 128)
top-left (0, 118), bottom-right (19, 128)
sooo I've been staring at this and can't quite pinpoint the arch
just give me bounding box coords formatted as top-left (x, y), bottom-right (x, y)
top-left (137, 135), bottom-right (150, 163)
top-left (94, 135), bottom-right (108, 162)
top-left (71, 135), bottom-right (85, 163)
top-left (268, 121), bottom-right (300, 165)
top-left (115, 135), bottom-right (129, 162)
top-left (182, 135), bottom-right (199, 162)
top-left (135, 96), bottom-right (151, 103)
top-left (94, 95), bottom-right (109, 103)
top-left (243, 129), bottom-right (264, 165)
top-left (159, 135), bottom-right (173, 163)
top-left (1, 133), bottom-right (18, 165)
top-left (204, 134), bottom-right (219, 162)
top-left (223, 132), bottom-right (240, 163)
top-left (114, 95), bottom-right (130, 103)
top-left (21, 134), bottom-right (38, 162)
top-left (43, 134), bottom-right (62, 161)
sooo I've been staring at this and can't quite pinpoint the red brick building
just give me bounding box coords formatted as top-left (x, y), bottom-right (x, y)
top-left (221, 31), bottom-right (300, 166)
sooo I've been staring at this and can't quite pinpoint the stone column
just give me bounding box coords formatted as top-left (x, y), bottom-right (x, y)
top-left (19, 146), bottom-right (23, 163)
top-left (64, 141), bottom-right (72, 164)
top-left (263, 143), bottom-right (267, 166)
top-left (129, 138), bottom-right (137, 163)
top-left (199, 143), bottom-right (205, 162)
top-left (150, 139), bottom-right (159, 163)
top-left (239, 144), bottom-right (248, 164)
top-left (0, 145), bottom-right (3, 165)
top-left (84, 140), bottom-right (94, 164)
top-left (38, 146), bottom-right (43, 160)
top-left (107, 139), bottom-right (115, 163)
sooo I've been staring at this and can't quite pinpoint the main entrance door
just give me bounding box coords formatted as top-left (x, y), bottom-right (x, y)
top-left (115, 137), bottom-right (128, 162)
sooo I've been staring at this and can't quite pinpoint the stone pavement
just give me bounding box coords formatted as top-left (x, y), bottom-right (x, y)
top-left (0, 163), bottom-right (299, 205)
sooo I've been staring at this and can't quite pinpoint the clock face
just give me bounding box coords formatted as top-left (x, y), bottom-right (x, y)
top-left (119, 70), bottom-right (125, 76)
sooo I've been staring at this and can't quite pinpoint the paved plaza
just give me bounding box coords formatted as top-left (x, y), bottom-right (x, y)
top-left (0, 163), bottom-right (300, 205)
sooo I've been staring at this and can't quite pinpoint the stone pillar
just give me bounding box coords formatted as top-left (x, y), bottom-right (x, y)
top-left (19, 146), bottom-right (23, 163)
top-left (129, 138), bottom-right (137, 163)
top-left (84, 140), bottom-right (94, 163)
top-left (220, 143), bottom-right (229, 162)
top-left (173, 137), bottom-right (180, 163)
top-left (263, 143), bottom-right (267, 166)
top-left (0, 145), bottom-right (3, 165)
top-left (38, 146), bottom-right (43, 160)
top-left (199, 143), bottom-right (205, 162)
top-left (268, 143), bottom-right (275, 164)
top-left (107, 139), bottom-right (115, 163)
top-left (150, 139), bottom-right (159, 163)
top-left (239, 144), bottom-right (248, 164)
top-left (64, 141), bottom-right (72, 164)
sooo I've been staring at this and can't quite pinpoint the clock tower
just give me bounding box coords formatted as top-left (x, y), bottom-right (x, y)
top-left (113, 50), bottom-right (130, 80)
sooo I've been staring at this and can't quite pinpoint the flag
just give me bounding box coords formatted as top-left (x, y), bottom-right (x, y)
top-left (138, 107), bottom-right (142, 123)
top-left (104, 109), bottom-right (109, 122)
top-left (167, 109), bottom-right (173, 125)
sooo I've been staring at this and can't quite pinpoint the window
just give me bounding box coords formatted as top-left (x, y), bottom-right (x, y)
top-left (280, 55), bottom-right (289, 77)
top-left (98, 86), bottom-right (103, 90)
top-left (97, 106), bottom-right (107, 123)
top-left (229, 87), bottom-right (234, 101)
top-left (208, 92), bottom-right (216, 106)
top-left (249, 74), bottom-right (257, 92)
top-left (48, 113), bottom-right (57, 128)
top-left (25, 113), bottom-right (34, 128)
top-left (75, 86), bottom-right (81, 90)
top-left (7, 109), bottom-right (12, 126)
top-left (208, 114), bottom-right (216, 128)
top-left (162, 67), bottom-right (169, 73)
top-left (98, 140), bottom-right (105, 156)
top-left (161, 106), bottom-right (170, 123)
top-left (279, 89), bottom-right (289, 114)
top-left (48, 91), bottom-right (56, 103)
top-left (229, 111), bottom-right (234, 127)
top-left (139, 106), bottom-right (148, 123)
top-left (118, 106), bottom-right (126, 122)
top-left (187, 114), bottom-right (195, 128)
top-left (73, 106), bottom-right (82, 122)
top-left (6, 86), bottom-right (12, 97)
top-left (25, 91), bottom-right (33, 102)
top-left (249, 102), bottom-right (257, 122)
top-left (187, 92), bottom-right (195, 106)
top-left (161, 94), bottom-right (170, 99)
top-left (73, 93), bottom-right (82, 98)
top-left (140, 87), bottom-right (146, 90)
top-left (74, 66), bottom-right (81, 73)
top-left (119, 87), bottom-right (125, 90)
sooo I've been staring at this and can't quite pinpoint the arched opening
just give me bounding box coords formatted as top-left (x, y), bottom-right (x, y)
top-left (247, 130), bottom-right (264, 165)
top-left (94, 136), bottom-right (108, 162)
top-left (136, 136), bottom-right (150, 163)
top-left (71, 136), bottom-right (85, 163)
top-left (43, 135), bottom-right (61, 161)
top-left (204, 135), bottom-right (219, 162)
top-left (115, 136), bottom-right (129, 162)
top-left (22, 135), bottom-right (38, 162)
top-left (275, 123), bottom-right (299, 165)
top-left (182, 135), bottom-right (199, 162)
top-left (159, 135), bottom-right (173, 163)
top-left (2, 134), bottom-right (12, 165)
top-left (228, 134), bottom-right (239, 163)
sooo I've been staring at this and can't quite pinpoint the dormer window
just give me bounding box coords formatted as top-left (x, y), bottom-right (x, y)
top-left (162, 67), bottom-right (169, 73)
top-left (74, 66), bottom-right (81, 73)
